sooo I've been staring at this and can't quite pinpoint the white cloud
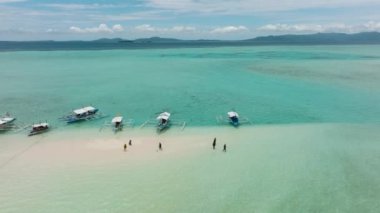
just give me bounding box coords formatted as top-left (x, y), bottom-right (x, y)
top-left (134, 24), bottom-right (196, 32)
top-left (211, 26), bottom-right (248, 33)
top-left (257, 22), bottom-right (380, 33)
top-left (135, 24), bottom-right (156, 32)
top-left (46, 28), bottom-right (56, 33)
top-left (170, 26), bottom-right (196, 32)
top-left (258, 24), bottom-right (325, 32)
top-left (69, 24), bottom-right (124, 33)
top-left (69, 26), bottom-right (84, 33)
top-left (364, 21), bottom-right (380, 31)
top-left (112, 24), bottom-right (124, 32)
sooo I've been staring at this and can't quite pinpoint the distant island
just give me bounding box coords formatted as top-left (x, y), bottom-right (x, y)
top-left (1, 32), bottom-right (380, 51)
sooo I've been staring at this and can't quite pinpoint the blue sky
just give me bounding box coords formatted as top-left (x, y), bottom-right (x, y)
top-left (1, 0), bottom-right (380, 40)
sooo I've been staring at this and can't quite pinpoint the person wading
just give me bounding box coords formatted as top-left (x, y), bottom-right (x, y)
top-left (129, 139), bottom-right (132, 146)
top-left (124, 144), bottom-right (127, 152)
top-left (159, 142), bottom-right (162, 151)
top-left (212, 138), bottom-right (216, 150)
top-left (223, 144), bottom-right (227, 152)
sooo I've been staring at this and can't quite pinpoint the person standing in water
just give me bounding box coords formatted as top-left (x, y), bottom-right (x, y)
top-left (124, 144), bottom-right (127, 152)
top-left (159, 142), bottom-right (162, 151)
top-left (129, 139), bottom-right (132, 146)
top-left (223, 144), bottom-right (227, 152)
top-left (212, 138), bottom-right (216, 150)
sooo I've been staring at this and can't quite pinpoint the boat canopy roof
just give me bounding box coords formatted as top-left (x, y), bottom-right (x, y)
top-left (112, 116), bottom-right (123, 123)
top-left (157, 112), bottom-right (171, 120)
top-left (73, 106), bottom-right (96, 115)
top-left (32, 123), bottom-right (49, 128)
top-left (0, 117), bottom-right (15, 125)
top-left (227, 111), bottom-right (239, 118)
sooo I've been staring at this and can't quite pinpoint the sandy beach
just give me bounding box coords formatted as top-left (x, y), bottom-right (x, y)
top-left (1, 124), bottom-right (379, 212)
top-left (1, 126), bottom-right (225, 169)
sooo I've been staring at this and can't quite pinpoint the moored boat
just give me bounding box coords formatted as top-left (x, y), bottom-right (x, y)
top-left (156, 112), bottom-right (171, 131)
top-left (227, 111), bottom-right (240, 126)
top-left (140, 111), bottom-right (185, 132)
top-left (111, 116), bottom-right (123, 132)
top-left (28, 123), bottom-right (49, 136)
top-left (62, 106), bottom-right (101, 123)
top-left (0, 113), bottom-right (16, 131)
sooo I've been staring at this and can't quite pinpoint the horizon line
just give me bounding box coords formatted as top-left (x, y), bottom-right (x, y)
top-left (1, 31), bottom-right (379, 42)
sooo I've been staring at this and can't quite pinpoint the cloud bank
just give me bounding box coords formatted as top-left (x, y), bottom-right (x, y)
top-left (258, 21), bottom-right (380, 33)
top-left (211, 26), bottom-right (248, 33)
top-left (134, 24), bottom-right (196, 33)
top-left (69, 24), bottom-right (124, 34)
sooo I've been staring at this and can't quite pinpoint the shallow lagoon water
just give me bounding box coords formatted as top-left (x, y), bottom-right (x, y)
top-left (1, 45), bottom-right (380, 212)
top-left (1, 45), bottom-right (380, 127)
top-left (0, 124), bottom-right (380, 212)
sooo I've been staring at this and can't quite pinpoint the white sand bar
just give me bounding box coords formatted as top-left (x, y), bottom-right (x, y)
top-left (0, 124), bottom-right (380, 212)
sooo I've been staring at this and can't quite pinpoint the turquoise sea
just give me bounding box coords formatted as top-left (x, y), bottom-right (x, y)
top-left (1, 45), bottom-right (380, 212)
top-left (1, 45), bottom-right (380, 127)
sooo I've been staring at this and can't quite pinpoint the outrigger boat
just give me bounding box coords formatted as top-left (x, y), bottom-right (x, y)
top-left (216, 111), bottom-right (251, 127)
top-left (99, 115), bottom-right (134, 132)
top-left (140, 111), bottom-right (186, 132)
top-left (0, 113), bottom-right (16, 131)
top-left (112, 116), bottom-right (123, 131)
top-left (156, 112), bottom-right (171, 131)
top-left (28, 122), bottom-right (49, 136)
top-left (228, 111), bottom-right (240, 126)
top-left (61, 106), bottom-right (105, 123)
